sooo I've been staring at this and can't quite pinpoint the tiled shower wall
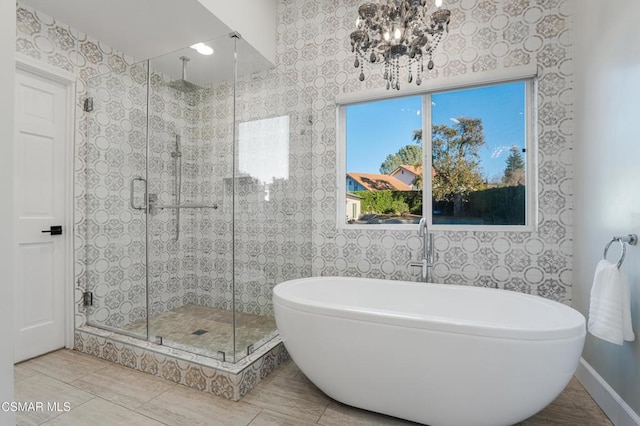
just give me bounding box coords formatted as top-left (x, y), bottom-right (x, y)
top-left (84, 65), bottom-right (220, 327)
top-left (197, 70), bottom-right (313, 315)
top-left (277, 0), bottom-right (574, 302)
top-left (16, 3), bottom-right (313, 330)
top-left (83, 65), bottom-right (149, 327)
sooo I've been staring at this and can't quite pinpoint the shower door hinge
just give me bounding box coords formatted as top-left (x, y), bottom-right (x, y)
top-left (83, 97), bottom-right (93, 112)
top-left (82, 291), bottom-right (93, 306)
top-left (246, 344), bottom-right (255, 356)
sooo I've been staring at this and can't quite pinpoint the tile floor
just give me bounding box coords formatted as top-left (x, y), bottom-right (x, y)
top-left (121, 305), bottom-right (277, 359)
top-left (14, 349), bottom-right (611, 426)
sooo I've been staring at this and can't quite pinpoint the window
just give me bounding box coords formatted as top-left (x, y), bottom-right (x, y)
top-left (338, 78), bottom-right (535, 230)
top-left (239, 116), bottom-right (289, 183)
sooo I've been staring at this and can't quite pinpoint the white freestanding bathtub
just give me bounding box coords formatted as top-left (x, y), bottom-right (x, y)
top-left (273, 277), bottom-right (586, 426)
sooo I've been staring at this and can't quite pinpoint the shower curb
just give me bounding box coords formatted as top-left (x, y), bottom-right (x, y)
top-left (74, 325), bottom-right (290, 400)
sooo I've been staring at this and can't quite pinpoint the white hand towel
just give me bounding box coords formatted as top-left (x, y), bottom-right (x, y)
top-left (588, 259), bottom-right (635, 345)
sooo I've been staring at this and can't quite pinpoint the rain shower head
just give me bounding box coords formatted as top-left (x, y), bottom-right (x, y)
top-left (167, 79), bottom-right (200, 93)
top-left (167, 56), bottom-right (201, 93)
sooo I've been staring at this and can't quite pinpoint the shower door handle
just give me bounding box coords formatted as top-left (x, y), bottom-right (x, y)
top-left (130, 176), bottom-right (147, 210)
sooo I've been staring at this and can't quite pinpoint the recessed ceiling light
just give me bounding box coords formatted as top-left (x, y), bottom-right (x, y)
top-left (190, 43), bottom-right (214, 56)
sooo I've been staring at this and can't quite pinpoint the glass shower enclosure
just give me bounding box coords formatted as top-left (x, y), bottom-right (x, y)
top-left (81, 33), bottom-right (312, 363)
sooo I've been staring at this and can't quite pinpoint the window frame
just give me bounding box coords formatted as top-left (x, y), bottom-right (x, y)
top-left (336, 66), bottom-right (538, 232)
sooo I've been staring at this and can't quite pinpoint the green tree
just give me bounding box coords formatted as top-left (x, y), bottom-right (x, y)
top-left (503, 146), bottom-right (525, 186)
top-left (379, 144), bottom-right (422, 175)
top-left (414, 118), bottom-right (487, 216)
top-left (410, 129), bottom-right (424, 189)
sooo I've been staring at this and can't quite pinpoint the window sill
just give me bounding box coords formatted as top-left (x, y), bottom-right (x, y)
top-left (337, 223), bottom-right (535, 232)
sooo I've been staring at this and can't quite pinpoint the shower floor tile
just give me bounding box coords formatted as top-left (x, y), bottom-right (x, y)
top-left (121, 304), bottom-right (276, 358)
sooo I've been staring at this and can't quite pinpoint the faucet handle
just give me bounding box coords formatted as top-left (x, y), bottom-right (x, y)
top-left (409, 260), bottom-right (429, 280)
top-left (418, 217), bottom-right (427, 236)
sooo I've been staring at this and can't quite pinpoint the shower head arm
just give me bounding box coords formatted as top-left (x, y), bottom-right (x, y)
top-left (178, 56), bottom-right (190, 81)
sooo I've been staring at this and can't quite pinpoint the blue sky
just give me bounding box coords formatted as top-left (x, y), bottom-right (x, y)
top-left (346, 81), bottom-right (526, 182)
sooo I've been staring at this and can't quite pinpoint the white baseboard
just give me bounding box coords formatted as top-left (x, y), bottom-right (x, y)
top-left (575, 358), bottom-right (640, 426)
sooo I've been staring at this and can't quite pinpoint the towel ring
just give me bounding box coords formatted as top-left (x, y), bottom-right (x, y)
top-left (603, 239), bottom-right (626, 268)
top-left (603, 234), bottom-right (638, 268)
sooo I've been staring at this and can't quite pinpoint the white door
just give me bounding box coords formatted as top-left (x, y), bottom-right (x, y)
top-left (13, 67), bottom-right (69, 362)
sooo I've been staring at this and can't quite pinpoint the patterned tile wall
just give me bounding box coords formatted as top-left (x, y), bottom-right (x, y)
top-left (16, 3), bottom-right (314, 333)
top-left (145, 72), bottom-right (219, 320)
top-left (83, 65), bottom-right (149, 328)
top-left (16, 3), bottom-right (139, 328)
top-left (274, 0), bottom-right (574, 302)
top-left (16, 5), bottom-right (206, 329)
top-left (84, 65), bottom-right (222, 327)
top-left (205, 71), bottom-right (314, 316)
top-left (17, 0), bottom-right (576, 341)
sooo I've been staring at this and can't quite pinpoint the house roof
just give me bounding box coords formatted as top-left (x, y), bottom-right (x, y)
top-left (347, 172), bottom-right (413, 191)
top-left (390, 164), bottom-right (437, 178)
top-left (390, 165), bottom-right (421, 176)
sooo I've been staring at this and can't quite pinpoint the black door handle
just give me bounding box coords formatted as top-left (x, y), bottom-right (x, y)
top-left (42, 226), bottom-right (63, 235)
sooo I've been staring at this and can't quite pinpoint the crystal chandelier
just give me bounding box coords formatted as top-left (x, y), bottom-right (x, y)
top-left (350, 0), bottom-right (451, 90)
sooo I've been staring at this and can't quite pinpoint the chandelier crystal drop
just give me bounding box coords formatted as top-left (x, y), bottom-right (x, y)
top-left (350, 0), bottom-right (451, 90)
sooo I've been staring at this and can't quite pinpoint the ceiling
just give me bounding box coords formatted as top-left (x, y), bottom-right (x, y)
top-left (149, 35), bottom-right (273, 87)
top-left (20, 0), bottom-right (273, 86)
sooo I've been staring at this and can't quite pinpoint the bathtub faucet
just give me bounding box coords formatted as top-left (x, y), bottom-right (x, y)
top-left (409, 217), bottom-right (434, 282)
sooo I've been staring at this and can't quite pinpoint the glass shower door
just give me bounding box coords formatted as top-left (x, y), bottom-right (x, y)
top-left (232, 38), bottom-right (314, 361)
top-left (84, 61), bottom-right (149, 337)
top-left (82, 33), bottom-right (314, 364)
top-left (233, 108), bottom-right (313, 362)
top-left (145, 34), bottom-right (235, 359)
